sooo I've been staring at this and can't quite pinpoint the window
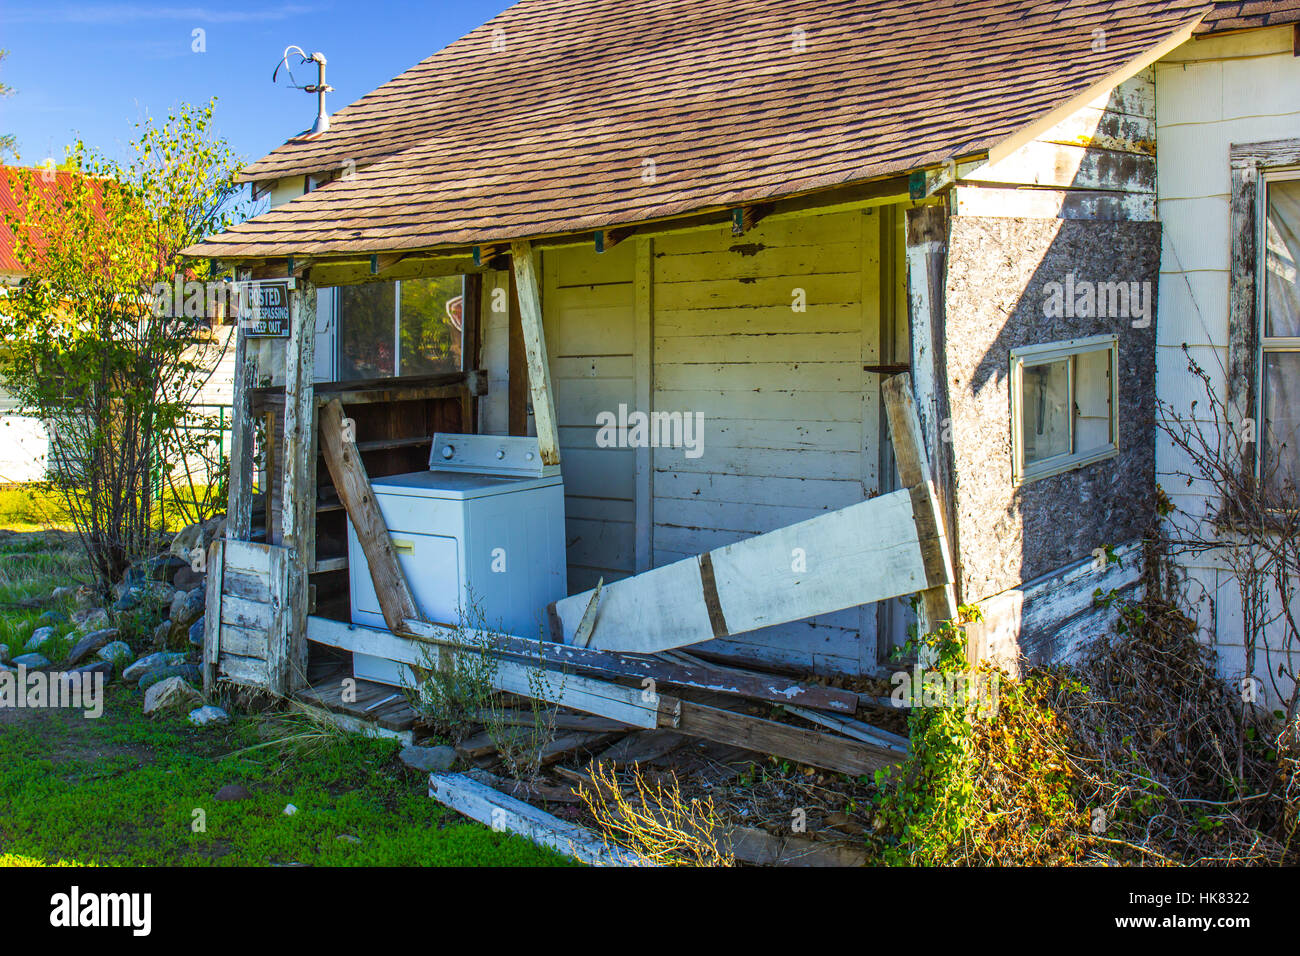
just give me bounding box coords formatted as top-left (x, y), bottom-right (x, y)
top-left (1011, 334), bottom-right (1118, 483)
top-left (1259, 176), bottom-right (1300, 493)
top-left (336, 276), bottom-right (464, 382)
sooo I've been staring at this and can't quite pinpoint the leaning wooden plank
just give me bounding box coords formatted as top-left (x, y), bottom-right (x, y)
top-left (318, 397), bottom-right (420, 633)
top-left (306, 616), bottom-right (661, 728)
top-left (669, 700), bottom-right (899, 776)
top-left (509, 240), bottom-right (561, 466)
top-left (224, 310), bottom-right (256, 541)
top-left (428, 772), bottom-right (648, 866)
top-left (553, 489), bottom-right (930, 654)
top-left (394, 616), bottom-right (859, 712)
top-left (881, 374), bottom-right (959, 645)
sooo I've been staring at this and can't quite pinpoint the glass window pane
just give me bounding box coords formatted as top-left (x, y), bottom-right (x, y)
top-left (1265, 179), bottom-right (1300, 338)
top-left (337, 283), bottom-right (395, 381)
top-left (1073, 348), bottom-right (1112, 455)
top-left (398, 276), bottom-right (463, 376)
top-left (1021, 358), bottom-right (1070, 465)
top-left (1263, 350), bottom-right (1300, 493)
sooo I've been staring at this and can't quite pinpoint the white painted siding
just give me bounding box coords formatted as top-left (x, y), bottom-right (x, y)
top-left (543, 243), bottom-right (638, 592)
top-left (1155, 26), bottom-right (1300, 707)
top-left (649, 209), bottom-right (884, 674)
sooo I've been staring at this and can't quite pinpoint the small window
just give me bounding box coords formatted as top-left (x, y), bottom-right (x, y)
top-left (1259, 176), bottom-right (1300, 493)
top-left (336, 277), bottom-right (464, 382)
top-left (1011, 334), bottom-right (1118, 483)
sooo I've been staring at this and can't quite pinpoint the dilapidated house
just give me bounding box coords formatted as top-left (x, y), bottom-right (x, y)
top-left (181, 0), bottom-right (1300, 789)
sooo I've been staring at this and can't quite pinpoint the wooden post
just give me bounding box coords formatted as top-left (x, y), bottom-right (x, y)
top-left (509, 240), bottom-right (561, 466)
top-left (278, 279), bottom-right (316, 693)
top-left (225, 277), bottom-right (256, 541)
top-left (882, 373), bottom-right (962, 658)
top-left (318, 398), bottom-right (422, 633)
top-left (903, 204), bottom-right (958, 599)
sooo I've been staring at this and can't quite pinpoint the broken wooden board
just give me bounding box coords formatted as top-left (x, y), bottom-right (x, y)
top-left (318, 397), bottom-right (421, 633)
top-left (428, 772), bottom-right (647, 866)
top-left (553, 488), bottom-right (936, 654)
top-left (725, 826), bottom-right (868, 867)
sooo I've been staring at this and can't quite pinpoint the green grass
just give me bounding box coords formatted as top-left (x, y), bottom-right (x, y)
top-left (0, 530), bottom-right (570, 868)
top-left (0, 693), bottom-right (571, 867)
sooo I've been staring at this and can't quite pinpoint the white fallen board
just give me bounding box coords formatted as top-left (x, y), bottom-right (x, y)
top-left (553, 488), bottom-right (932, 654)
top-left (428, 772), bottom-right (648, 866)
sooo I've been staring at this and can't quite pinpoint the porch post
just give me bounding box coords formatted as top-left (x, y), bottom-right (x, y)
top-left (509, 240), bottom-right (561, 466)
top-left (278, 279), bottom-right (317, 693)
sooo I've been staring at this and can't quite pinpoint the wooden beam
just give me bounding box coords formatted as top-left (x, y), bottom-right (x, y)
top-left (201, 539), bottom-right (225, 694)
top-left (278, 280), bottom-right (318, 692)
top-left (552, 488), bottom-right (933, 655)
top-left (225, 273), bottom-right (256, 541)
top-left (670, 700), bottom-right (898, 776)
top-left (428, 773), bottom-right (648, 866)
top-left (369, 251), bottom-right (404, 275)
top-left (881, 374), bottom-right (960, 654)
top-left (317, 398), bottom-right (421, 633)
top-left (509, 240), bottom-right (561, 466)
top-left (308, 616), bottom-right (860, 713)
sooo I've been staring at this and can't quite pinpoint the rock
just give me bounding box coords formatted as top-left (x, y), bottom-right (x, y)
top-left (170, 516), bottom-right (225, 562)
top-left (188, 705), bottom-right (229, 727)
top-left (0, 644), bottom-right (8, 664)
top-left (138, 662), bottom-right (201, 691)
top-left (335, 834), bottom-right (361, 844)
top-left (398, 744), bottom-right (457, 773)
top-left (283, 804), bottom-right (298, 816)
top-left (169, 589), bottom-right (187, 622)
top-left (188, 616), bottom-right (205, 648)
top-left (214, 784), bottom-right (251, 802)
top-left (74, 586), bottom-right (96, 609)
top-left (123, 651), bottom-right (186, 683)
top-left (36, 610), bottom-right (67, 627)
top-left (112, 588), bottom-right (142, 613)
top-left (72, 608), bottom-right (111, 634)
top-left (172, 565), bottom-right (205, 591)
top-left (64, 628), bottom-right (117, 667)
top-left (50, 585), bottom-right (74, 601)
top-left (11, 653), bottom-right (50, 669)
top-left (142, 675), bottom-right (201, 716)
top-left (97, 641), bottom-right (133, 667)
top-left (173, 588), bottom-right (205, 630)
top-left (151, 619), bottom-right (173, 649)
top-left (73, 661), bottom-right (114, 679)
top-left (26, 626), bottom-right (57, 651)
top-left (144, 552), bottom-right (188, 583)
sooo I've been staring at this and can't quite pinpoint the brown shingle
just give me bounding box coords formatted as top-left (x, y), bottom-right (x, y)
top-left (188, 0), bottom-right (1213, 260)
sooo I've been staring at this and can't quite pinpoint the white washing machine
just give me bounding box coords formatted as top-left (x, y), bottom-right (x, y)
top-left (347, 433), bottom-right (567, 686)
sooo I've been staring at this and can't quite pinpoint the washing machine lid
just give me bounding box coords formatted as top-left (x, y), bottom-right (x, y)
top-left (371, 468), bottom-right (562, 500)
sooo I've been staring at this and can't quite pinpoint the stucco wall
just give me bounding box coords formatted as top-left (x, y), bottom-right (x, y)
top-left (944, 215), bottom-right (1160, 603)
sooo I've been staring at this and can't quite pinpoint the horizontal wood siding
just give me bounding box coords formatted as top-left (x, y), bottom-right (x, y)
top-left (543, 242), bottom-right (638, 593)
top-left (649, 209), bottom-right (881, 674)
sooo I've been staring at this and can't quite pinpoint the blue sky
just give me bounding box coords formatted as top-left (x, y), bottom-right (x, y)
top-left (0, 1), bottom-right (513, 168)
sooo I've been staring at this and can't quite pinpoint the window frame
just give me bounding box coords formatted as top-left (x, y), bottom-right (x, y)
top-left (333, 276), bottom-right (467, 382)
top-left (1254, 167), bottom-right (1300, 488)
top-left (1010, 332), bottom-right (1120, 484)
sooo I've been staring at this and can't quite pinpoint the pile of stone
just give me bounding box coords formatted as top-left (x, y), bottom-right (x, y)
top-left (0, 515), bottom-right (232, 729)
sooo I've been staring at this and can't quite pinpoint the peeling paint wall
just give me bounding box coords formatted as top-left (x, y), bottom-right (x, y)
top-left (942, 216), bottom-right (1160, 603)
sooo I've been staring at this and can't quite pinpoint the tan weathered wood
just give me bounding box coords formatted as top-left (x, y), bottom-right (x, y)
top-left (318, 398), bottom-right (421, 633)
top-left (263, 546), bottom-right (290, 694)
top-left (281, 281), bottom-right (317, 691)
top-left (202, 539), bottom-right (225, 694)
top-left (509, 240), bottom-right (561, 465)
top-left (669, 700), bottom-right (898, 776)
top-left (881, 373), bottom-right (960, 653)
